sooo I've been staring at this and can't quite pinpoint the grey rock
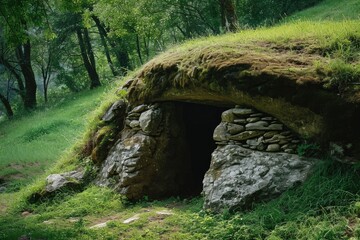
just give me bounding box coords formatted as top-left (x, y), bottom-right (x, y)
top-left (139, 109), bottom-right (162, 134)
top-left (130, 104), bottom-right (148, 113)
top-left (245, 121), bottom-right (269, 130)
top-left (264, 138), bottom-right (280, 144)
top-left (264, 131), bottom-right (277, 138)
top-left (213, 123), bottom-right (228, 141)
top-left (221, 110), bottom-right (235, 122)
top-left (246, 139), bottom-right (259, 146)
top-left (246, 117), bottom-right (261, 123)
top-left (234, 119), bottom-right (247, 124)
top-left (279, 139), bottom-right (289, 145)
top-left (256, 143), bottom-right (266, 151)
top-left (129, 120), bottom-right (140, 128)
top-left (203, 145), bottom-right (313, 211)
top-left (274, 134), bottom-right (286, 139)
top-left (125, 119), bottom-right (131, 126)
top-left (46, 170), bottom-right (84, 193)
top-left (229, 131), bottom-right (264, 141)
top-left (250, 113), bottom-right (263, 117)
top-left (280, 131), bottom-right (291, 136)
top-left (266, 144), bottom-right (281, 152)
top-left (232, 108), bottom-right (254, 116)
top-left (292, 140), bottom-right (301, 144)
top-left (89, 221), bottom-right (110, 229)
top-left (102, 100), bottom-right (127, 122)
top-left (123, 214), bottom-right (140, 224)
top-left (227, 123), bottom-right (244, 135)
top-left (96, 102), bottom-right (194, 200)
top-left (267, 124), bottom-right (283, 131)
top-left (127, 112), bottom-right (141, 119)
top-left (261, 117), bottom-right (273, 121)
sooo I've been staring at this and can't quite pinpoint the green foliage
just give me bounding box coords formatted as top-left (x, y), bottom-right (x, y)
top-left (56, 69), bottom-right (89, 93)
top-left (237, 0), bottom-right (324, 27)
top-left (1, 160), bottom-right (360, 239)
top-left (322, 60), bottom-right (360, 91)
top-left (288, 0), bottom-right (360, 21)
top-left (297, 142), bottom-right (321, 157)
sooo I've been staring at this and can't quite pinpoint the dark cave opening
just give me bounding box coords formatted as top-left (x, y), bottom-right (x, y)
top-left (178, 102), bottom-right (228, 196)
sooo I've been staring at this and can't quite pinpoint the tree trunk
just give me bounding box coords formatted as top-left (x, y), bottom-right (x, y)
top-left (91, 18), bottom-right (130, 75)
top-left (92, 16), bottom-right (118, 76)
top-left (0, 92), bottom-right (13, 118)
top-left (0, 57), bottom-right (26, 101)
top-left (219, 0), bottom-right (238, 32)
top-left (76, 27), bottom-right (101, 89)
top-left (15, 39), bottom-right (37, 109)
top-left (112, 39), bottom-right (130, 75)
top-left (41, 65), bottom-right (50, 103)
top-left (136, 34), bottom-right (143, 65)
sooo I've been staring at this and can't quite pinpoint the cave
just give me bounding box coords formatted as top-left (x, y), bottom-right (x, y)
top-left (176, 102), bottom-right (228, 196)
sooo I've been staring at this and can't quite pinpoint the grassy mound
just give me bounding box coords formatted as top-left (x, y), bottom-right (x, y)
top-left (130, 20), bottom-right (360, 104)
top-left (1, 0), bottom-right (360, 239)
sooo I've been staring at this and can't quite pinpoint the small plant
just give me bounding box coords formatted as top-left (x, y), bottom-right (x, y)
top-left (322, 59), bottom-right (360, 92)
top-left (297, 142), bottom-right (320, 157)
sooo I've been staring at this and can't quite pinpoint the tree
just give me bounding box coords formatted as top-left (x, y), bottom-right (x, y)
top-left (219, 0), bottom-right (238, 32)
top-left (33, 38), bottom-right (54, 103)
top-left (92, 15), bottom-right (118, 76)
top-left (0, 92), bottom-right (13, 118)
top-left (0, 0), bottom-right (50, 109)
top-left (76, 26), bottom-right (101, 89)
top-left (55, 0), bottom-right (103, 89)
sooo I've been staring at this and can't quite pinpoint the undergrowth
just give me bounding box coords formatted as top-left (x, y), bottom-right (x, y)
top-left (1, 159), bottom-right (360, 239)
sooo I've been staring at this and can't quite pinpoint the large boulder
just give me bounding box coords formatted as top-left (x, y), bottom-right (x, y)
top-left (45, 170), bottom-right (85, 193)
top-left (96, 103), bottom-right (191, 199)
top-left (203, 145), bottom-right (313, 212)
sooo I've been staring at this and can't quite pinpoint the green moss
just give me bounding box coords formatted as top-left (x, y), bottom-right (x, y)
top-left (129, 21), bottom-right (360, 104)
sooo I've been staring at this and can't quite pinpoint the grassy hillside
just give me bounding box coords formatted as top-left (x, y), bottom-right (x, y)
top-left (0, 87), bottom-right (107, 191)
top-left (289, 0), bottom-right (360, 21)
top-left (1, 0), bottom-right (360, 239)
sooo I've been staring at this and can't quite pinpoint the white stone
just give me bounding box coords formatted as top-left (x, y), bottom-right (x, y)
top-left (89, 221), bottom-right (109, 229)
top-left (123, 214), bottom-right (140, 224)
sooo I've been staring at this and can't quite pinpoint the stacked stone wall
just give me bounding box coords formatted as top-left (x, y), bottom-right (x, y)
top-left (214, 106), bottom-right (301, 154)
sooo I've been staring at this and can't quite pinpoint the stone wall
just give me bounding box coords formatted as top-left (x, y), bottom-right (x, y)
top-left (203, 106), bottom-right (313, 212)
top-left (214, 106), bottom-right (301, 154)
top-left (96, 102), bottom-right (191, 200)
top-left (95, 102), bottom-right (313, 211)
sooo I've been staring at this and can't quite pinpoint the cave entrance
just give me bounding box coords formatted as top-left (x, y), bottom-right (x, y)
top-left (177, 102), bottom-right (228, 196)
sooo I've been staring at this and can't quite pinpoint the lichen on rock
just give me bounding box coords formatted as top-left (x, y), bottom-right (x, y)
top-left (203, 145), bottom-right (313, 212)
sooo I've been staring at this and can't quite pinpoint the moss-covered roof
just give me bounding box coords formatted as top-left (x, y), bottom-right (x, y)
top-left (128, 21), bottom-right (360, 104)
top-left (124, 21), bottom-right (360, 151)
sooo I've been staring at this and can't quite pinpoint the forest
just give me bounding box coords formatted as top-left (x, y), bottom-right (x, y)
top-left (0, 0), bottom-right (322, 118)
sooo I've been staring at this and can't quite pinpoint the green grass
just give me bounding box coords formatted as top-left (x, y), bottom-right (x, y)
top-left (1, 161), bottom-right (360, 239)
top-left (0, 87), bottom-right (108, 190)
top-left (288, 0), bottom-right (360, 21)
